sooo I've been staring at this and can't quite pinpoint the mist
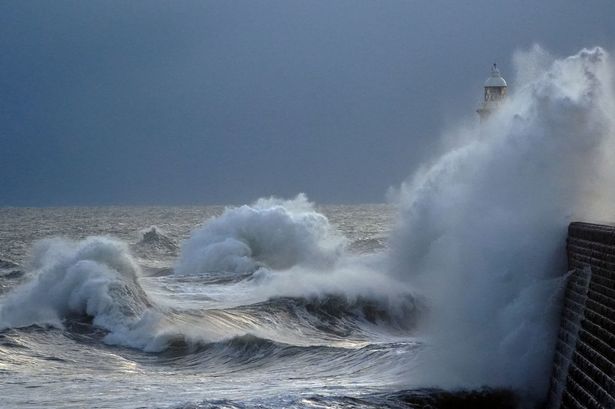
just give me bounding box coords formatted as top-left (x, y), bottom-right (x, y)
top-left (389, 46), bottom-right (615, 400)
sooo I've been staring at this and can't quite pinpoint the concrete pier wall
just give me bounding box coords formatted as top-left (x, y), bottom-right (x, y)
top-left (547, 222), bottom-right (615, 409)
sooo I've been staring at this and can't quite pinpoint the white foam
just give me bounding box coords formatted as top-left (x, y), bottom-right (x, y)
top-left (389, 47), bottom-right (615, 399)
top-left (175, 194), bottom-right (347, 275)
top-left (0, 236), bottom-right (148, 331)
top-left (0, 236), bottom-right (199, 352)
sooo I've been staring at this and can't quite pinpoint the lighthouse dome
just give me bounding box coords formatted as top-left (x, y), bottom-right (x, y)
top-left (484, 64), bottom-right (507, 87)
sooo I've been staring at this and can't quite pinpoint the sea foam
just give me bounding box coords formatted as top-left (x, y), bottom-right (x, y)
top-left (390, 46), bottom-right (615, 400)
top-left (0, 237), bottom-right (149, 333)
top-left (175, 194), bottom-right (346, 275)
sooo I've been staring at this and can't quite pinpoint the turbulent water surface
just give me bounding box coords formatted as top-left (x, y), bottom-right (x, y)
top-left (0, 205), bottom-right (428, 408)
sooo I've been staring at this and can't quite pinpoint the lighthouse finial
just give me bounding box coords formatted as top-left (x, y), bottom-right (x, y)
top-left (491, 63), bottom-right (500, 77)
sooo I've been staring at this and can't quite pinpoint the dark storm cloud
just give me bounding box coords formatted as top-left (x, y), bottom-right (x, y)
top-left (1, 0), bottom-right (614, 205)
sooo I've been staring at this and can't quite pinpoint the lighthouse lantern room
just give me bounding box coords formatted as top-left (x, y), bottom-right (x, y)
top-left (477, 64), bottom-right (507, 121)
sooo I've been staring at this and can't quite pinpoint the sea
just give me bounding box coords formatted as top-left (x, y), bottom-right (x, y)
top-left (0, 204), bottom-right (515, 408)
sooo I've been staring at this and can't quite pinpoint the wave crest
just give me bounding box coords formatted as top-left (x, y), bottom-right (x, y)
top-left (175, 194), bottom-right (346, 275)
top-left (0, 237), bottom-right (153, 344)
top-left (245, 294), bottom-right (418, 334)
top-left (135, 226), bottom-right (178, 254)
top-left (390, 46), bottom-right (615, 399)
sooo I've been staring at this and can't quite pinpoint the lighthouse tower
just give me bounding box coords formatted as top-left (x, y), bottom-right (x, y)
top-left (477, 64), bottom-right (507, 121)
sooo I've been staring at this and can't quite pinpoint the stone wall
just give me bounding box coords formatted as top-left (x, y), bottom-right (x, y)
top-left (547, 222), bottom-right (615, 409)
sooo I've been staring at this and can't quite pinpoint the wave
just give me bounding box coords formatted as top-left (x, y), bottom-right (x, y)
top-left (135, 292), bottom-right (417, 355)
top-left (0, 236), bottom-right (414, 355)
top-left (151, 332), bottom-right (418, 382)
top-left (389, 46), bottom-right (615, 400)
top-left (348, 237), bottom-right (388, 253)
top-left (158, 333), bottom-right (283, 362)
top-left (0, 237), bottom-right (166, 350)
top-left (0, 237), bottom-right (416, 359)
top-left (175, 194), bottom-right (346, 275)
top-left (0, 259), bottom-right (19, 271)
top-left (134, 226), bottom-right (178, 255)
top-left (235, 294), bottom-right (418, 336)
top-left (0, 259), bottom-right (23, 289)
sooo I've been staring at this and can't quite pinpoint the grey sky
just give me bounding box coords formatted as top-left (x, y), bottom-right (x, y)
top-left (1, 1), bottom-right (614, 206)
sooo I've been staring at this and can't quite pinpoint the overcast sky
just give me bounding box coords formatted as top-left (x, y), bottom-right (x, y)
top-left (1, 1), bottom-right (614, 206)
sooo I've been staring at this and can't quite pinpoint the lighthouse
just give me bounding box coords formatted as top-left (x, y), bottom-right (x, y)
top-left (477, 64), bottom-right (507, 121)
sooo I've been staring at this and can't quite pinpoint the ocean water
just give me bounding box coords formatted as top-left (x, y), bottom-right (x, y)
top-left (0, 204), bottom-right (519, 408)
top-left (0, 205), bottom-right (407, 408)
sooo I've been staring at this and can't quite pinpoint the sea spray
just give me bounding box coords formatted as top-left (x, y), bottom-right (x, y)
top-left (390, 47), bottom-right (615, 400)
top-left (136, 226), bottom-right (178, 253)
top-left (0, 200), bottom-right (415, 353)
top-left (175, 195), bottom-right (417, 323)
top-left (0, 236), bottom-right (193, 352)
top-left (175, 194), bottom-right (347, 275)
top-left (0, 237), bottom-right (149, 331)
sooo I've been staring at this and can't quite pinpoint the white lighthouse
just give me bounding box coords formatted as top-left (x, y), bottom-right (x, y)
top-left (477, 63), bottom-right (507, 121)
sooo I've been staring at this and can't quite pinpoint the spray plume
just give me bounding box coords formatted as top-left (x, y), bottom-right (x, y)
top-left (390, 46), bottom-right (615, 399)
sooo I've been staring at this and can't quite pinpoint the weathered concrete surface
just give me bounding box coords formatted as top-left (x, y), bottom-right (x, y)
top-left (547, 222), bottom-right (615, 409)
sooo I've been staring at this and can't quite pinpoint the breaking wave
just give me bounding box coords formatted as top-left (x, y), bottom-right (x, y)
top-left (135, 226), bottom-right (178, 254)
top-left (390, 46), bottom-right (615, 400)
top-left (0, 237), bottom-right (413, 354)
top-left (0, 237), bottom-right (171, 350)
top-left (231, 294), bottom-right (418, 337)
top-left (175, 194), bottom-right (346, 275)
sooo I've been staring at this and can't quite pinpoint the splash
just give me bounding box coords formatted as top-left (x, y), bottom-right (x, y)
top-left (390, 47), bottom-right (615, 399)
top-left (0, 203), bottom-right (411, 352)
top-left (174, 195), bottom-right (414, 321)
top-left (0, 237), bottom-right (152, 338)
top-left (136, 226), bottom-right (178, 252)
top-left (175, 194), bottom-right (346, 275)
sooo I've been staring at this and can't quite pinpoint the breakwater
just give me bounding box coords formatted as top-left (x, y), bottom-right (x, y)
top-left (547, 222), bottom-right (615, 409)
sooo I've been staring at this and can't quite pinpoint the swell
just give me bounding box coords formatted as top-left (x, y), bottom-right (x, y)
top-left (0, 259), bottom-right (19, 271)
top-left (132, 226), bottom-right (179, 258)
top-left (0, 288), bottom-right (419, 368)
top-left (0, 317), bottom-right (418, 379)
top-left (229, 294), bottom-right (418, 336)
top-left (144, 333), bottom-right (419, 376)
top-left (77, 291), bottom-right (416, 352)
top-left (0, 259), bottom-right (24, 295)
